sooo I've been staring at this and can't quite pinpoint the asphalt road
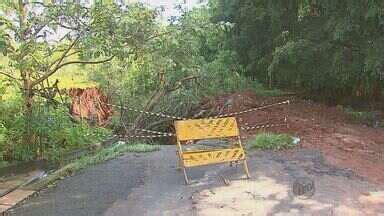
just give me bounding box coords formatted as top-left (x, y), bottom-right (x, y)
top-left (10, 147), bottom-right (205, 216)
top-left (10, 146), bottom-right (384, 215)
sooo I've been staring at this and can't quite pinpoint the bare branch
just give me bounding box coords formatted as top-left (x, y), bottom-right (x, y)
top-left (27, 2), bottom-right (56, 8)
top-left (33, 55), bottom-right (114, 87)
top-left (50, 36), bottom-right (80, 68)
top-left (53, 56), bottom-right (114, 72)
top-left (144, 31), bottom-right (172, 42)
top-left (49, 50), bottom-right (81, 68)
top-left (63, 50), bottom-right (82, 59)
top-left (0, 71), bottom-right (19, 80)
top-left (29, 1), bottom-right (91, 10)
top-left (31, 36), bottom-right (79, 87)
top-left (166, 75), bottom-right (199, 92)
top-left (60, 56), bottom-right (114, 67)
top-left (52, 21), bottom-right (81, 31)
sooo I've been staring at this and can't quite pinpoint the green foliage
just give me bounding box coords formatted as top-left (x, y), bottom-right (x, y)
top-left (249, 133), bottom-right (294, 150)
top-left (91, 6), bottom-right (263, 132)
top-left (211, 0), bottom-right (384, 103)
top-left (344, 107), bottom-right (382, 127)
top-left (0, 1), bottom-right (162, 161)
top-left (0, 95), bottom-right (111, 162)
top-left (199, 50), bottom-right (259, 95)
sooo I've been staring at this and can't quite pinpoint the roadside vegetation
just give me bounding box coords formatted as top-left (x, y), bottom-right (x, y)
top-left (249, 133), bottom-right (295, 151)
top-left (212, 1), bottom-right (384, 105)
top-left (344, 107), bottom-right (383, 128)
top-left (73, 142), bottom-right (160, 170)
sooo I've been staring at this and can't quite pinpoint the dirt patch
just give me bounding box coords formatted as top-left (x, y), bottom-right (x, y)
top-left (198, 91), bottom-right (384, 185)
top-left (195, 179), bottom-right (382, 215)
top-left (68, 88), bottom-right (113, 126)
top-left (193, 149), bottom-right (384, 215)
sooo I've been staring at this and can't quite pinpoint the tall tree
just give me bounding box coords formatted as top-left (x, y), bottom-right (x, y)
top-left (0, 0), bottom-right (160, 145)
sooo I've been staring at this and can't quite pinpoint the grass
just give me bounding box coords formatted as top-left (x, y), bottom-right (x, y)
top-left (49, 64), bottom-right (97, 89)
top-left (27, 142), bottom-right (160, 190)
top-left (74, 142), bottom-right (161, 170)
top-left (249, 133), bottom-right (294, 150)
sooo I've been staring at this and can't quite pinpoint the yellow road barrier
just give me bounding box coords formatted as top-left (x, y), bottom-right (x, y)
top-left (174, 117), bottom-right (250, 184)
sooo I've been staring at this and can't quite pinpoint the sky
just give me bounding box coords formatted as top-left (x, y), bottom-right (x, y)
top-left (21, 0), bottom-right (206, 43)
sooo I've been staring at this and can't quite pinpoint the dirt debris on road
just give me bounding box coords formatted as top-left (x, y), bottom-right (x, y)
top-left (198, 91), bottom-right (384, 185)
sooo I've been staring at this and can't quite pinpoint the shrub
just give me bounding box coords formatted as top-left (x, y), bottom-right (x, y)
top-left (345, 107), bottom-right (382, 127)
top-left (0, 96), bottom-right (112, 162)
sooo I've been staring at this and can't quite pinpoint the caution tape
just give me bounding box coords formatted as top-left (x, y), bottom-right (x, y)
top-left (102, 100), bottom-right (289, 121)
top-left (118, 128), bottom-right (175, 139)
top-left (209, 100), bottom-right (290, 118)
top-left (240, 123), bottom-right (288, 131)
top-left (119, 134), bottom-right (175, 139)
top-left (119, 123), bottom-right (288, 139)
top-left (134, 128), bottom-right (175, 136)
top-left (118, 120), bottom-right (288, 139)
top-left (102, 100), bottom-right (290, 139)
top-left (241, 117), bottom-right (288, 131)
top-left (103, 103), bottom-right (186, 120)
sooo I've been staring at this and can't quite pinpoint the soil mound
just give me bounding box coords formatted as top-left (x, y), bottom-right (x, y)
top-left (198, 91), bottom-right (384, 185)
top-left (68, 88), bottom-right (113, 126)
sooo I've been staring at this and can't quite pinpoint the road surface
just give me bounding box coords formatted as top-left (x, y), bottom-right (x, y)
top-left (10, 146), bottom-right (384, 215)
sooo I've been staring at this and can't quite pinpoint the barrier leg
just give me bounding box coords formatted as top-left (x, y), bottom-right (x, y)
top-left (243, 160), bottom-right (251, 179)
top-left (176, 151), bottom-right (182, 171)
top-left (183, 167), bottom-right (190, 184)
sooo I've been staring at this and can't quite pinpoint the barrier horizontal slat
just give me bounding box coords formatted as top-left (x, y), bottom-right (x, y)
top-left (182, 148), bottom-right (245, 167)
top-left (175, 117), bottom-right (239, 141)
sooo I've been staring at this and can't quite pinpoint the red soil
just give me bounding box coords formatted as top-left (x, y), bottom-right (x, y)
top-left (199, 91), bottom-right (384, 185)
top-left (68, 88), bottom-right (113, 126)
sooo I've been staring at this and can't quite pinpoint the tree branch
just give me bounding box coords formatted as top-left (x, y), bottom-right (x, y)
top-left (33, 56), bottom-right (114, 87)
top-left (52, 21), bottom-right (82, 31)
top-left (144, 31), bottom-right (172, 42)
top-left (0, 71), bottom-right (19, 80)
top-left (49, 36), bottom-right (80, 69)
top-left (63, 50), bottom-right (82, 59)
top-left (49, 50), bottom-right (81, 68)
top-left (53, 56), bottom-right (114, 72)
top-left (166, 75), bottom-right (199, 92)
top-left (31, 37), bottom-right (79, 87)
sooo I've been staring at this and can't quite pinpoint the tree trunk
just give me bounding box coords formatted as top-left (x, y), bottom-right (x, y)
top-left (21, 71), bottom-right (35, 149)
top-left (17, 0), bottom-right (36, 152)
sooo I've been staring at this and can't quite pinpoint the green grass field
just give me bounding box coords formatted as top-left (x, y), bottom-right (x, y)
top-left (0, 55), bottom-right (96, 99)
top-left (49, 64), bottom-right (97, 89)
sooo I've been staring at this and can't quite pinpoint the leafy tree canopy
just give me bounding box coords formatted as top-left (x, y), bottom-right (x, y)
top-left (211, 0), bottom-right (384, 102)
